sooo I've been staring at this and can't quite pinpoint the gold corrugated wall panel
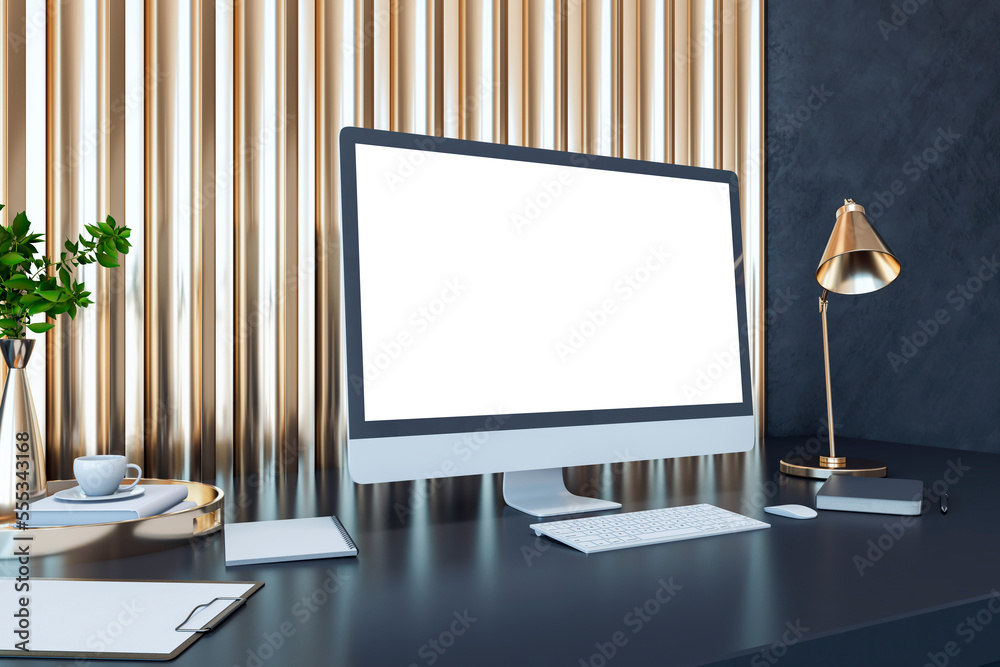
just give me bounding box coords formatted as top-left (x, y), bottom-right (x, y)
top-left (144, 0), bottom-right (207, 480)
top-left (315, 0), bottom-right (347, 469)
top-left (47, 0), bottom-right (103, 478)
top-left (1, 0), bottom-right (29, 412)
top-left (100, 0), bottom-right (127, 460)
top-left (0, 1), bottom-right (764, 483)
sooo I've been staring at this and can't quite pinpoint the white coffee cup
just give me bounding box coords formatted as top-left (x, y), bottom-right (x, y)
top-left (74, 455), bottom-right (142, 497)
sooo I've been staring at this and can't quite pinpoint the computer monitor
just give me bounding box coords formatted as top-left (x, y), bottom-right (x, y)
top-left (339, 127), bottom-right (754, 517)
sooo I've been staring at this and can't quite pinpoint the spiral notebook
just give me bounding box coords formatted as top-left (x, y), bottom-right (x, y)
top-left (224, 516), bottom-right (358, 566)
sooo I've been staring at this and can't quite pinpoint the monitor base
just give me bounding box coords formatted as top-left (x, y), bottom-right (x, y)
top-left (503, 468), bottom-right (622, 518)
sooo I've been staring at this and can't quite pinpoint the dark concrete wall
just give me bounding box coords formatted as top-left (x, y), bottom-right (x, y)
top-left (766, 0), bottom-right (1000, 451)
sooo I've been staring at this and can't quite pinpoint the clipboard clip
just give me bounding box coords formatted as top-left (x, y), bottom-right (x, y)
top-left (176, 596), bottom-right (247, 633)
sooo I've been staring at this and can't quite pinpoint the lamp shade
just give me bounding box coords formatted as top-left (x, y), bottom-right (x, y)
top-left (816, 200), bottom-right (901, 295)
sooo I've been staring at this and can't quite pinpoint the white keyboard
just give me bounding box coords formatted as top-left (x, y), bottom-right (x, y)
top-left (530, 503), bottom-right (770, 554)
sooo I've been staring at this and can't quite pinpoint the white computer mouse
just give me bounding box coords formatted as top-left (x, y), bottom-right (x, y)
top-left (763, 504), bottom-right (818, 520)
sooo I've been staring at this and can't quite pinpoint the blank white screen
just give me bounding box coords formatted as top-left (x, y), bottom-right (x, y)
top-left (354, 144), bottom-right (744, 422)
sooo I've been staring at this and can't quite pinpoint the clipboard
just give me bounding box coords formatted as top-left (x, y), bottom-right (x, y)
top-left (1, 577), bottom-right (263, 661)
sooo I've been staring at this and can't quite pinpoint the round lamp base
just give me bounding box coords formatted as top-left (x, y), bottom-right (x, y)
top-left (779, 456), bottom-right (887, 479)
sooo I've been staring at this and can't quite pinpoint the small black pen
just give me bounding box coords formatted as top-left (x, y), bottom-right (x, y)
top-left (940, 493), bottom-right (948, 515)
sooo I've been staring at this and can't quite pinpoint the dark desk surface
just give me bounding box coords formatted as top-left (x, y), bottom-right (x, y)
top-left (7, 437), bottom-right (1000, 666)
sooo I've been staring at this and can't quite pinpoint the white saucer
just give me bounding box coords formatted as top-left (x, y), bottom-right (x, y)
top-left (53, 485), bottom-right (146, 502)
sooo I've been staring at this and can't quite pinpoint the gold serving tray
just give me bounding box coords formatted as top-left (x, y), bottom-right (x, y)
top-left (0, 479), bottom-right (223, 561)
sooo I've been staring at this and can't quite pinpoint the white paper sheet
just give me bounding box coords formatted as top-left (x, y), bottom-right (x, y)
top-left (0, 578), bottom-right (259, 659)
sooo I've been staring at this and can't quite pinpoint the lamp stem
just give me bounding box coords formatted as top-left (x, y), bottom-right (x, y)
top-left (777, 288), bottom-right (885, 478)
top-left (819, 290), bottom-right (837, 462)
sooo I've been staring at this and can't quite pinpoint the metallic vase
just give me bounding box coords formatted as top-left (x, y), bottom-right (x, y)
top-left (0, 339), bottom-right (47, 523)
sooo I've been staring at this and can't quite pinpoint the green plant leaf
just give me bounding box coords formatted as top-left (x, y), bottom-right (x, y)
top-left (0, 318), bottom-right (15, 328)
top-left (97, 220), bottom-right (114, 234)
top-left (96, 252), bottom-right (119, 268)
top-left (2, 276), bottom-right (34, 291)
top-left (0, 252), bottom-right (25, 265)
top-left (84, 224), bottom-right (100, 237)
top-left (48, 302), bottom-right (69, 315)
top-left (37, 289), bottom-right (63, 302)
top-left (114, 238), bottom-right (130, 253)
top-left (27, 322), bottom-right (55, 334)
top-left (67, 303), bottom-right (78, 319)
top-left (59, 268), bottom-right (71, 286)
top-left (121, 229), bottom-right (131, 238)
top-left (27, 301), bottom-right (49, 316)
top-left (12, 211), bottom-right (30, 237)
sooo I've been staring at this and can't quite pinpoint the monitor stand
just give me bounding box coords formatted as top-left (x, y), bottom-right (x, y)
top-left (502, 468), bottom-right (622, 518)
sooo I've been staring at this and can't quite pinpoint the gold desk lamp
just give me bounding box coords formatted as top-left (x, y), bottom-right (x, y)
top-left (779, 199), bottom-right (901, 479)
